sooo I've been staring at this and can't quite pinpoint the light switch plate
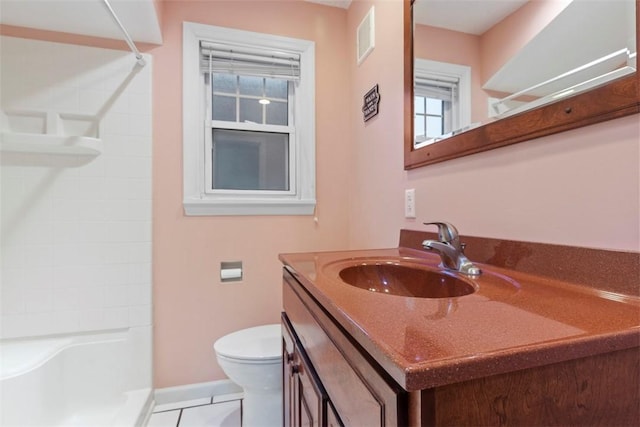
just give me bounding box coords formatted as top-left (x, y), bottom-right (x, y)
top-left (405, 189), bottom-right (416, 218)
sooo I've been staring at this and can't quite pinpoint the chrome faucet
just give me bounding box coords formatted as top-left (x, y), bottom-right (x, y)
top-left (422, 222), bottom-right (481, 277)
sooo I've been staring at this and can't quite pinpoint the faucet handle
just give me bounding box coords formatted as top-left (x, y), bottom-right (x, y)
top-left (423, 222), bottom-right (460, 244)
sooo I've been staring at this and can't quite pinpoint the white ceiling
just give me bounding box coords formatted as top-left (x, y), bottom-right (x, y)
top-left (305, 0), bottom-right (352, 9)
top-left (413, 0), bottom-right (529, 35)
top-left (0, 0), bottom-right (162, 44)
top-left (309, 0), bottom-right (530, 33)
top-left (0, 0), bottom-right (351, 44)
top-left (0, 0), bottom-right (527, 44)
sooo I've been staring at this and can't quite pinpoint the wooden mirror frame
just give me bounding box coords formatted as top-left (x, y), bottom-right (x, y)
top-left (404, 0), bottom-right (640, 170)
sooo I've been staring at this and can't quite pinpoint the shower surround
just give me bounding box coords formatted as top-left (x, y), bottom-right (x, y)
top-left (0, 36), bottom-right (153, 425)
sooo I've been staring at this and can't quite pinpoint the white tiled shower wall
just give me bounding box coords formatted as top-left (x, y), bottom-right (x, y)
top-left (0, 36), bottom-right (152, 338)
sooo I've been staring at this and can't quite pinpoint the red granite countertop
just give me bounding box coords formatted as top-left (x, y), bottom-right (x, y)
top-left (279, 247), bottom-right (640, 391)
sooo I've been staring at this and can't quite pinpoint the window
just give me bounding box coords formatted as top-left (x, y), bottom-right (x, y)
top-left (414, 81), bottom-right (455, 142)
top-left (183, 22), bottom-right (316, 215)
top-left (414, 59), bottom-right (471, 148)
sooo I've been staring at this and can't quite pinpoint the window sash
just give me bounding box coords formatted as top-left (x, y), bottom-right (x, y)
top-left (202, 78), bottom-right (297, 197)
top-left (203, 123), bottom-right (297, 196)
top-left (203, 70), bottom-right (296, 196)
top-left (210, 129), bottom-right (292, 192)
top-left (208, 74), bottom-right (291, 126)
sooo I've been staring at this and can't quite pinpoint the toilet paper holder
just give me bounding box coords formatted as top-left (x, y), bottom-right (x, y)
top-left (221, 261), bottom-right (243, 282)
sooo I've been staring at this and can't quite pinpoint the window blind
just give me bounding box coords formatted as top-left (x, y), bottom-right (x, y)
top-left (200, 41), bottom-right (301, 81)
top-left (415, 75), bottom-right (458, 102)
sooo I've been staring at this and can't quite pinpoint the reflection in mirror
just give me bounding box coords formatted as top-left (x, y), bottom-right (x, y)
top-left (413, 0), bottom-right (637, 148)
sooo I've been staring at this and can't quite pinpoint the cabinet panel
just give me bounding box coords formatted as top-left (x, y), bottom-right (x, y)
top-left (283, 314), bottom-right (327, 427)
top-left (297, 354), bottom-right (322, 427)
top-left (326, 403), bottom-right (343, 427)
top-left (283, 322), bottom-right (296, 427)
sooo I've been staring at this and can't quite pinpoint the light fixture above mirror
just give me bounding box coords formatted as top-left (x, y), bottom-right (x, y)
top-left (404, 0), bottom-right (640, 170)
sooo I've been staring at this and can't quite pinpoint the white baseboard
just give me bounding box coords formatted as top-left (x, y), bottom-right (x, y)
top-left (153, 379), bottom-right (243, 405)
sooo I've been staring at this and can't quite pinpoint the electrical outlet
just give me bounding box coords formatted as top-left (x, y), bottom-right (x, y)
top-left (405, 189), bottom-right (416, 218)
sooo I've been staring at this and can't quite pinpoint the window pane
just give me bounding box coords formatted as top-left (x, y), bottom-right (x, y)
top-left (265, 78), bottom-right (287, 99)
top-left (414, 96), bottom-right (425, 114)
top-left (239, 98), bottom-right (262, 124)
top-left (212, 73), bottom-right (237, 94)
top-left (239, 76), bottom-right (263, 96)
top-left (414, 116), bottom-right (425, 140)
top-left (212, 129), bottom-right (289, 191)
top-left (266, 101), bottom-right (288, 126)
top-left (426, 116), bottom-right (444, 138)
top-left (212, 95), bottom-right (236, 121)
top-left (426, 98), bottom-right (443, 115)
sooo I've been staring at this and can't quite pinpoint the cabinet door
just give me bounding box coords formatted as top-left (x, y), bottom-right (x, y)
top-left (283, 314), bottom-right (328, 427)
top-left (283, 270), bottom-right (407, 426)
top-left (283, 270), bottom-right (408, 427)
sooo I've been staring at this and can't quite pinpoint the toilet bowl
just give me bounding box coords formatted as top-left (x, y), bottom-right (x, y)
top-left (214, 324), bottom-right (282, 427)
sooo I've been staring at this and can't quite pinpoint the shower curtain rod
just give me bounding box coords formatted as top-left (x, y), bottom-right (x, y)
top-left (102, 0), bottom-right (146, 66)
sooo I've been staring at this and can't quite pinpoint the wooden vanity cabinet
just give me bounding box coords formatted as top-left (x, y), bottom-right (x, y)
top-left (283, 269), bottom-right (408, 427)
top-left (282, 268), bottom-right (639, 426)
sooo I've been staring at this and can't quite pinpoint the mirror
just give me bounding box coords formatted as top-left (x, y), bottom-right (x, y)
top-left (404, 0), bottom-right (640, 169)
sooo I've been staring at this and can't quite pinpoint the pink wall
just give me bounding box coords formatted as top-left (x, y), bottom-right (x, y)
top-left (151, 1), bottom-right (351, 387)
top-left (346, 0), bottom-right (406, 249)
top-left (414, 24), bottom-right (487, 124)
top-left (347, 0), bottom-right (639, 253)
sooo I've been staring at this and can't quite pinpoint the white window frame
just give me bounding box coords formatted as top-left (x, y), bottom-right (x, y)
top-left (414, 58), bottom-right (471, 148)
top-left (183, 22), bottom-right (316, 216)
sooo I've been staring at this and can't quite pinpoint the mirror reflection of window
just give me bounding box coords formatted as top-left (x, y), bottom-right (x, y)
top-left (414, 59), bottom-right (471, 148)
top-left (414, 82), bottom-right (456, 143)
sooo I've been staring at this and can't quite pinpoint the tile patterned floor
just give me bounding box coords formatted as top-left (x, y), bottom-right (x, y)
top-left (147, 393), bottom-right (243, 427)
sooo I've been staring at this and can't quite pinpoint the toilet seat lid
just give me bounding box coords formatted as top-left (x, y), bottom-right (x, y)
top-left (214, 324), bottom-right (281, 361)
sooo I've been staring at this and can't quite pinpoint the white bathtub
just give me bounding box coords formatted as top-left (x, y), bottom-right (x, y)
top-left (0, 328), bottom-right (153, 427)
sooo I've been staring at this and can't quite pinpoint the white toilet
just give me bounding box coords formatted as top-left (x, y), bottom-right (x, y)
top-left (214, 324), bottom-right (282, 427)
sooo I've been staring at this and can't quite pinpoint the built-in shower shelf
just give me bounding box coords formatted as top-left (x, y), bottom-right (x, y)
top-left (0, 132), bottom-right (102, 156)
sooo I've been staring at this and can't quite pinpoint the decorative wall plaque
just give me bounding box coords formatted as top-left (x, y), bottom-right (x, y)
top-left (362, 84), bottom-right (380, 122)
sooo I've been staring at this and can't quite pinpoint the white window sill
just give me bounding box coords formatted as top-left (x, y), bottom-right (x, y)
top-left (183, 198), bottom-right (316, 216)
